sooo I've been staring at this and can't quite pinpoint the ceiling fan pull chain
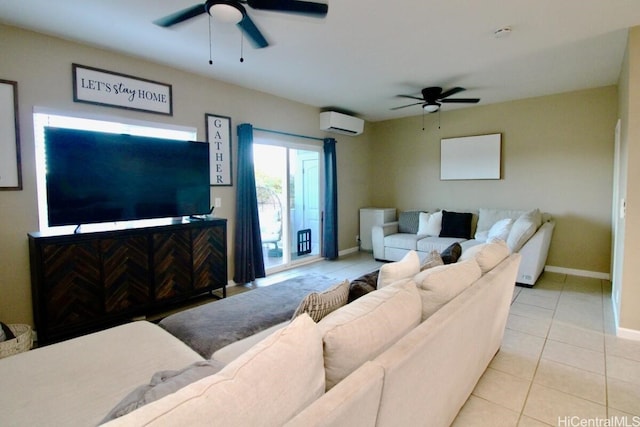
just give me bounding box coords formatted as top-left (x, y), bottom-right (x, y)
top-left (240, 33), bottom-right (245, 63)
top-left (208, 15), bottom-right (214, 65)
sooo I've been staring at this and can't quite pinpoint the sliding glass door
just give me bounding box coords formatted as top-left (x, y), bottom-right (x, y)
top-left (254, 141), bottom-right (322, 272)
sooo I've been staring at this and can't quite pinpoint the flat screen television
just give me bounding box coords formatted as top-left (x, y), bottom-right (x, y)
top-left (44, 126), bottom-right (211, 227)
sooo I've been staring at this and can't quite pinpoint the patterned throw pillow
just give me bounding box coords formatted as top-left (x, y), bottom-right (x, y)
top-left (420, 250), bottom-right (444, 271)
top-left (292, 280), bottom-right (350, 322)
top-left (398, 210), bottom-right (422, 234)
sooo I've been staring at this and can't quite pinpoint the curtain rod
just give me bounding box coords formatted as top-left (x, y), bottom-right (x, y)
top-left (253, 127), bottom-right (325, 142)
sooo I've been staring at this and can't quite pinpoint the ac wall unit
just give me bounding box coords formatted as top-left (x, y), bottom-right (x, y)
top-left (320, 111), bottom-right (364, 136)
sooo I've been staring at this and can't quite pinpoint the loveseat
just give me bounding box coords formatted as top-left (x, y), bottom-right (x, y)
top-left (0, 242), bottom-right (521, 427)
top-left (372, 207), bottom-right (554, 286)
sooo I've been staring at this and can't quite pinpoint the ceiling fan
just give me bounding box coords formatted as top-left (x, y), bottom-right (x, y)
top-left (391, 87), bottom-right (480, 113)
top-left (154, 0), bottom-right (329, 49)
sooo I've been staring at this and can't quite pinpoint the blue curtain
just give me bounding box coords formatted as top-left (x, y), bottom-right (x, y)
top-left (233, 123), bottom-right (265, 284)
top-left (322, 138), bottom-right (339, 259)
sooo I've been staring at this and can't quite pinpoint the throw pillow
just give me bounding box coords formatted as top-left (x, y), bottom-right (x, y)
top-left (413, 258), bottom-right (482, 320)
top-left (398, 210), bottom-right (422, 234)
top-left (439, 210), bottom-right (473, 239)
top-left (420, 250), bottom-right (444, 271)
top-left (459, 240), bottom-right (510, 274)
top-left (376, 250), bottom-right (420, 288)
top-left (101, 359), bottom-right (227, 423)
top-left (318, 279), bottom-right (422, 390)
top-left (292, 279), bottom-right (350, 322)
top-left (440, 242), bottom-right (462, 264)
top-left (417, 212), bottom-right (430, 235)
top-left (348, 271), bottom-right (379, 303)
top-left (487, 218), bottom-right (514, 242)
top-left (506, 209), bottom-right (541, 252)
top-left (417, 211), bottom-right (442, 236)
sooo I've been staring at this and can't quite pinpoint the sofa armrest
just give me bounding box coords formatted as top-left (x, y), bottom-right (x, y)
top-left (516, 220), bottom-right (555, 286)
top-left (372, 222), bottom-right (399, 260)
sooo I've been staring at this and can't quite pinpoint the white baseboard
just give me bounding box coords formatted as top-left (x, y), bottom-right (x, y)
top-left (339, 246), bottom-right (360, 256)
top-left (616, 326), bottom-right (640, 341)
top-left (611, 295), bottom-right (640, 341)
top-left (544, 265), bottom-right (610, 280)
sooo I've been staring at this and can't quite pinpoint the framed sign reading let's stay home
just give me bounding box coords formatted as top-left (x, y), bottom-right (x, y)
top-left (72, 64), bottom-right (173, 115)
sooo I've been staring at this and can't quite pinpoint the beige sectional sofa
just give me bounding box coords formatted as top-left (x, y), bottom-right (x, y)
top-left (0, 243), bottom-right (520, 427)
top-left (372, 207), bottom-right (554, 286)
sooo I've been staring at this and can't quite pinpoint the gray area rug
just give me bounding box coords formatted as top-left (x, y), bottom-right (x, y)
top-left (159, 274), bottom-right (341, 358)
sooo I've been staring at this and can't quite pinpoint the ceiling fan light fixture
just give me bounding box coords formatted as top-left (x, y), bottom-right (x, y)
top-left (208, 2), bottom-right (244, 24)
top-left (423, 102), bottom-right (440, 113)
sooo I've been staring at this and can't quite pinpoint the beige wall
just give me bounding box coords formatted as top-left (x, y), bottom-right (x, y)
top-left (0, 22), bottom-right (625, 329)
top-left (0, 24), bottom-right (371, 325)
top-left (369, 86), bottom-right (618, 274)
top-left (616, 27), bottom-right (640, 332)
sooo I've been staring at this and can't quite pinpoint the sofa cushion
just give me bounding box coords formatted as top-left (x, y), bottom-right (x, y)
top-left (384, 233), bottom-right (422, 250)
top-left (417, 211), bottom-right (442, 236)
top-left (486, 218), bottom-right (514, 242)
top-left (377, 250), bottom-right (420, 288)
top-left (440, 242), bottom-right (462, 264)
top-left (459, 240), bottom-right (511, 274)
top-left (475, 230), bottom-right (489, 242)
top-left (103, 314), bottom-right (325, 427)
top-left (416, 236), bottom-right (466, 254)
top-left (414, 258), bottom-right (482, 320)
top-left (292, 280), bottom-right (350, 322)
top-left (475, 208), bottom-right (525, 237)
top-left (506, 209), bottom-right (542, 252)
top-left (398, 210), bottom-right (422, 234)
top-left (318, 279), bottom-right (422, 390)
top-left (420, 250), bottom-right (444, 271)
top-left (439, 210), bottom-right (473, 239)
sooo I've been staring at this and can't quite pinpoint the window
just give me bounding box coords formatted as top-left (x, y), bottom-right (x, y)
top-left (33, 108), bottom-right (197, 232)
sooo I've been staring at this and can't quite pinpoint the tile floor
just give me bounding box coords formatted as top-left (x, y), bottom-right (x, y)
top-left (233, 252), bottom-right (640, 426)
top-left (452, 271), bottom-right (640, 426)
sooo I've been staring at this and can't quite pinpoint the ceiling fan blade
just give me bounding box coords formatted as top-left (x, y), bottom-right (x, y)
top-left (237, 14), bottom-right (269, 48)
top-left (154, 4), bottom-right (206, 27)
top-left (390, 102), bottom-right (423, 110)
top-left (397, 94), bottom-right (424, 101)
top-left (246, 0), bottom-right (328, 17)
top-left (440, 98), bottom-right (480, 103)
top-left (438, 87), bottom-right (466, 99)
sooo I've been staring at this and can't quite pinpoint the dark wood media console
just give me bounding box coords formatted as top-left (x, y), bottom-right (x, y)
top-left (28, 218), bottom-right (227, 345)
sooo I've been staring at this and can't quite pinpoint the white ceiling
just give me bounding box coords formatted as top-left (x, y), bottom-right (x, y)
top-left (2, 0), bottom-right (640, 122)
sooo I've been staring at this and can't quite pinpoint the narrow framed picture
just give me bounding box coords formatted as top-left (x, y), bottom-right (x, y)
top-left (0, 79), bottom-right (22, 190)
top-left (206, 114), bottom-right (233, 186)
